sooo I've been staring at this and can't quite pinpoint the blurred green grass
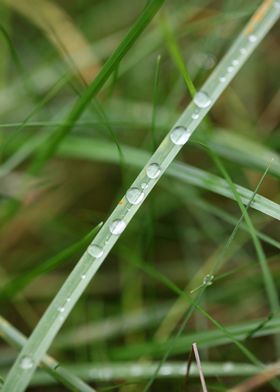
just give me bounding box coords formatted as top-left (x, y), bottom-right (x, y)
top-left (0, 0), bottom-right (280, 391)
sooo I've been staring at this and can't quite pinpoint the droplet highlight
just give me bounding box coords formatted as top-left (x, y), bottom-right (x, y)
top-left (88, 244), bottom-right (104, 258)
top-left (58, 306), bottom-right (65, 313)
top-left (219, 76), bottom-right (226, 83)
top-left (232, 59), bottom-right (239, 66)
top-left (203, 274), bottom-right (214, 286)
top-left (248, 35), bottom-right (257, 42)
top-left (227, 66), bottom-right (234, 73)
top-left (191, 109), bottom-right (199, 119)
top-left (20, 356), bottom-right (34, 370)
top-left (146, 163), bottom-right (161, 179)
top-left (170, 126), bottom-right (191, 145)
top-left (194, 91), bottom-right (211, 108)
top-left (126, 187), bottom-right (144, 205)
top-left (109, 219), bottom-right (126, 235)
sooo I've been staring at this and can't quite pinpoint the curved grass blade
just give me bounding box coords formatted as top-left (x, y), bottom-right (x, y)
top-left (0, 316), bottom-right (96, 392)
top-left (59, 137), bottom-right (280, 221)
top-left (3, 2), bottom-right (279, 391)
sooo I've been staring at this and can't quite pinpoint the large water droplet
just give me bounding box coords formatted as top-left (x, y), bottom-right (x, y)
top-left (248, 34), bottom-right (257, 42)
top-left (170, 126), bottom-right (191, 145)
top-left (109, 219), bottom-right (126, 235)
top-left (20, 356), bottom-right (34, 370)
top-left (194, 91), bottom-right (211, 108)
top-left (146, 163), bottom-right (161, 179)
top-left (88, 244), bottom-right (104, 258)
top-left (203, 274), bottom-right (214, 286)
top-left (126, 187), bottom-right (144, 205)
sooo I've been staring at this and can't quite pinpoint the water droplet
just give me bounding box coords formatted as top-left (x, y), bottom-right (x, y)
top-left (58, 306), bottom-right (65, 313)
top-left (191, 110), bottom-right (199, 119)
top-left (249, 34), bottom-right (257, 42)
top-left (81, 274), bottom-right (86, 280)
top-left (146, 163), bottom-right (161, 179)
top-left (161, 365), bottom-right (173, 375)
top-left (20, 356), bottom-right (34, 370)
top-left (88, 244), bottom-right (104, 258)
top-left (141, 182), bottom-right (148, 189)
top-left (232, 59), bottom-right (239, 66)
top-left (227, 66), bottom-right (234, 73)
top-left (126, 187), bottom-right (144, 205)
top-left (219, 76), bottom-right (226, 83)
top-left (203, 274), bottom-right (214, 286)
top-left (223, 362), bottom-right (234, 372)
top-left (66, 297), bottom-right (71, 302)
top-left (109, 219), bottom-right (126, 235)
top-left (194, 91), bottom-right (211, 108)
top-left (170, 126), bottom-right (191, 145)
top-left (240, 47), bottom-right (247, 55)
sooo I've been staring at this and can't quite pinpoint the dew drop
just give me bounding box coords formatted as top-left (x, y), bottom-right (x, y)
top-left (161, 365), bottom-right (173, 375)
top-left (240, 47), bottom-right (247, 55)
top-left (203, 274), bottom-right (214, 286)
top-left (20, 356), bottom-right (34, 370)
top-left (141, 182), bottom-right (148, 189)
top-left (248, 34), bottom-right (257, 42)
top-left (194, 91), bottom-right (211, 108)
top-left (126, 187), bottom-right (144, 205)
top-left (88, 244), bottom-right (104, 258)
top-left (58, 306), bottom-right (65, 313)
top-left (170, 126), bottom-right (191, 145)
top-left (223, 362), bottom-right (234, 372)
top-left (191, 110), bottom-right (199, 120)
top-left (81, 274), bottom-right (86, 280)
top-left (109, 219), bottom-right (126, 235)
top-left (227, 66), bottom-right (234, 73)
top-left (232, 59), bottom-right (239, 66)
top-left (66, 297), bottom-right (71, 302)
top-left (219, 76), bottom-right (226, 83)
top-left (146, 163), bottom-right (161, 179)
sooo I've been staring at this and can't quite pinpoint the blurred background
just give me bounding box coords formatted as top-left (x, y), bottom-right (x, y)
top-left (0, 0), bottom-right (280, 390)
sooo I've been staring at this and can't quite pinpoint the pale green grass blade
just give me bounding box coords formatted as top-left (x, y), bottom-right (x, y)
top-left (3, 3), bottom-right (279, 391)
top-left (59, 137), bottom-right (280, 221)
top-left (0, 316), bottom-right (96, 392)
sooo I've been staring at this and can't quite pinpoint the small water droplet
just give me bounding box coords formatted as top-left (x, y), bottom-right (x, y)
top-left (66, 297), bottom-right (71, 302)
top-left (191, 109), bottom-right (199, 119)
top-left (227, 66), bottom-right (234, 73)
top-left (126, 187), bottom-right (144, 205)
top-left (232, 59), bottom-right (239, 66)
top-left (203, 274), bottom-right (214, 286)
top-left (109, 219), bottom-right (126, 235)
top-left (20, 356), bottom-right (34, 370)
top-left (219, 76), bottom-right (226, 83)
top-left (161, 365), bottom-right (173, 375)
top-left (146, 163), bottom-right (161, 179)
top-left (81, 274), bottom-right (86, 280)
top-left (248, 34), bottom-right (257, 42)
top-left (194, 91), bottom-right (211, 108)
top-left (88, 244), bottom-right (104, 258)
top-left (223, 362), bottom-right (234, 372)
top-left (58, 306), bottom-right (65, 313)
top-left (141, 182), bottom-right (148, 189)
top-left (240, 47), bottom-right (247, 55)
top-left (170, 126), bottom-right (191, 145)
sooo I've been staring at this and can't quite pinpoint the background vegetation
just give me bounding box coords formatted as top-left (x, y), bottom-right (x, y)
top-left (0, 0), bottom-right (279, 390)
